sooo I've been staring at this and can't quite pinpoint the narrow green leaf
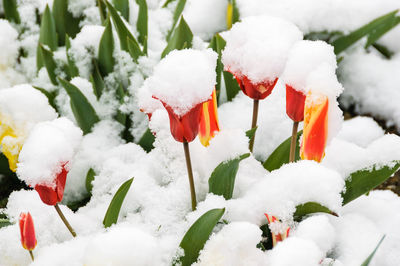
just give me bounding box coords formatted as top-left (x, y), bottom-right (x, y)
top-left (208, 34), bottom-right (226, 103)
top-left (32, 86), bottom-right (58, 111)
top-left (39, 44), bottom-right (58, 85)
top-left (103, 177), bottom-right (134, 228)
top-left (294, 202), bottom-right (338, 222)
top-left (371, 43), bottom-right (394, 59)
top-left (166, 0), bottom-right (186, 41)
top-left (138, 128), bottom-right (155, 153)
top-left (98, 17), bottom-right (115, 77)
top-left (58, 78), bottom-right (100, 134)
top-left (115, 83), bottom-right (127, 125)
top-left (162, 16), bottom-right (193, 58)
top-left (179, 208), bottom-right (225, 266)
top-left (127, 37), bottom-right (142, 63)
top-left (37, 5), bottom-right (58, 70)
top-left (245, 126), bottom-right (257, 140)
top-left (112, 0), bottom-right (129, 21)
top-left (90, 59), bottom-right (105, 99)
top-left (226, 0), bottom-right (240, 29)
top-left (136, 0), bottom-right (148, 53)
top-left (332, 10), bottom-right (399, 54)
top-left (0, 218), bottom-right (12, 228)
top-left (3, 0), bottom-right (20, 24)
top-left (263, 131), bottom-right (302, 172)
top-left (223, 71), bottom-right (241, 102)
top-left (52, 0), bottom-right (81, 46)
top-left (162, 0), bottom-right (175, 8)
top-left (342, 162), bottom-right (400, 205)
top-left (65, 35), bottom-right (79, 77)
top-left (361, 235), bottom-right (385, 266)
top-left (208, 154), bottom-right (250, 200)
top-left (106, 0), bottom-right (142, 54)
top-left (85, 168), bottom-right (96, 194)
top-left (97, 0), bottom-right (107, 24)
top-left (366, 16), bottom-right (400, 48)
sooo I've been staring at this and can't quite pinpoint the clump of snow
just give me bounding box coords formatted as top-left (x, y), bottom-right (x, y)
top-left (282, 40), bottom-right (337, 93)
top-left (221, 16), bottom-right (302, 83)
top-left (0, 19), bottom-right (19, 67)
top-left (17, 118), bottom-right (83, 187)
top-left (145, 49), bottom-right (217, 116)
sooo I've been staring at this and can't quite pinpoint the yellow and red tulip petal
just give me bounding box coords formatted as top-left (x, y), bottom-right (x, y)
top-left (35, 164), bottom-right (68, 206)
top-left (19, 212), bottom-right (37, 251)
top-left (0, 120), bottom-right (23, 172)
top-left (233, 73), bottom-right (278, 100)
top-left (286, 84), bottom-right (306, 122)
top-left (300, 93), bottom-right (329, 162)
top-left (199, 89), bottom-right (220, 147)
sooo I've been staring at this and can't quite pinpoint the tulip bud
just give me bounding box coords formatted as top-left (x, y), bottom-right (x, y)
top-left (19, 212), bottom-right (37, 251)
top-left (285, 85), bottom-right (306, 122)
top-left (265, 213), bottom-right (290, 247)
top-left (233, 73), bottom-right (278, 100)
top-left (35, 164), bottom-right (68, 206)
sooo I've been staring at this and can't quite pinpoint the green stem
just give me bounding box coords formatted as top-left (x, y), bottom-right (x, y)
top-left (183, 142), bottom-right (197, 211)
top-left (54, 204), bottom-right (77, 237)
top-left (289, 121), bottom-right (299, 162)
top-left (29, 250), bottom-right (34, 261)
top-left (249, 99), bottom-right (259, 152)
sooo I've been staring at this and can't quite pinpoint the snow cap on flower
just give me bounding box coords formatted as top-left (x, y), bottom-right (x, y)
top-left (17, 118), bottom-right (83, 188)
top-left (147, 49), bottom-right (217, 116)
top-left (221, 15), bottom-right (302, 84)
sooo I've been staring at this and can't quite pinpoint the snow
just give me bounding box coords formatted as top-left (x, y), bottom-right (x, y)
top-left (221, 16), bottom-right (303, 84)
top-left (17, 118), bottom-right (83, 187)
top-left (0, 19), bottom-right (19, 68)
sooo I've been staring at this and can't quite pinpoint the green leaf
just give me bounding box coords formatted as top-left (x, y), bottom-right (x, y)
top-left (208, 154), bottom-right (250, 200)
top-left (33, 86), bottom-right (58, 111)
top-left (342, 162), bottom-right (400, 205)
top-left (136, 0), bottom-right (148, 54)
top-left (37, 5), bottom-right (58, 70)
top-left (3, 0), bottom-right (20, 24)
top-left (106, 0), bottom-right (142, 55)
top-left (222, 71), bottom-right (241, 102)
top-left (166, 0), bottom-right (186, 41)
top-left (112, 0), bottom-right (129, 21)
top-left (127, 36), bottom-right (142, 63)
top-left (245, 126), bottom-right (258, 140)
top-left (138, 128), bottom-right (155, 153)
top-left (98, 17), bottom-right (115, 77)
top-left (226, 0), bottom-right (240, 29)
top-left (263, 131), bottom-right (302, 172)
top-left (161, 16), bottom-right (193, 58)
top-left (0, 218), bottom-right (12, 228)
top-left (90, 59), bottom-right (105, 100)
top-left (85, 168), bottom-right (96, 194)
top-left (366, 15), bottom-right (400, 48)
top-left (39, 44), bottom-right (58, 85)
top-left (115, 83), bottom-right (127, 125)
top-left (103, 177), bottom-right (134, 228)
top-left (162, 0), bottom-right (175, 8)
top-left (58, 78), bottom-right (100, 134)
top-left (208, 34), bottom-right (226, 103)
top-left (332, 10), bottom-right (399, 54)
top-left (97, 0), bottom-right (107, 24)
top-left (294, 202), bottom-right (338, 222)
top-left (179, 208), bottom-right (225, 266)
top-left (52, 0), bottom-right (81, 46)
top-left (361, 235), bottom-right (385, 266)
top-left (65, 35), bottom-right (79, 77)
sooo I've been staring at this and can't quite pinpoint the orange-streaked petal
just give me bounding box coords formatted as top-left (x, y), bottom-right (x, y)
top-left (199, 89), bottom-right (220, 146)
top-left (300, 93), bottom-right (329, 162)
top-left (19, 212), bottom-right (37, 251)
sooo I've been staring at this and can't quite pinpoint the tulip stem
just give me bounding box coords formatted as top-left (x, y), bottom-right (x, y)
top-left (183, 142), bottom-right (197, 211)
top-left (54, 204), bottom-right (77, 237)
top-left (29, 250), bottom-right (34, 261)
top-left (249, 99), bottom-right (259, 152)
top-left (289, 121), bottom-right (299, 162)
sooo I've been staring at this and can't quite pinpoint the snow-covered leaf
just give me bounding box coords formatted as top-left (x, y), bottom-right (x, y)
top-left (37, 5), bottom-right (58, 70)
top-left (85, 168), bottom-right (96, 194)
top-left (361, 235), bottom-right (385, 266)
top-left (127, 36), bottom-right (142, 62)
top-left (33, 86), bottom-right (58, 112)
top-left (98, 17), bottom-right (115, 77)
top-left (90, 59), bottom-right (105, 99)
top-left (294, 202), bottom-right (338, 222)
top-left (209, 34), bottom-right (226, 103)
top-left (178, 208), bottom-right (225, 266)
top-left (161, 17), bottom-right (193, 58)
top-left (112, 0), bottom-right (129, 21)
top-left (103, 178), bottom-right (134, 228)
top-left (65, 35), bottom-right (79, 77)
top-left (209, 154), bottom-right (250, 200)
top-left (3, 0), bottom-right (20, 24)
top-left (52, 0), bottom-right (81, 46)
top-left (39, 44), bottom-right (58, 85)
top-left (136, 0), bottom-right (148, 54)
top-left (342, 162), bottom-right (400, 205)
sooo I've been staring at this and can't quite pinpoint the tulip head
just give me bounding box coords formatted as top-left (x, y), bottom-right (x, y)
top-left (35, 164), bottom-right (68, 206)
top-left (233, 73), bottom-right (278, 100)
top-left (0, 115), bottom-right (24, 172)
top-left (300, 93), bottom-right (329, 162)
top-left (19, 212), bottom-right (37, 251)
top-left (285, 85), bottom-right (306, 122)
top-left (199, 89), bottom-right (220, 146)
top-left (265, 213), bottom-right (290, 247)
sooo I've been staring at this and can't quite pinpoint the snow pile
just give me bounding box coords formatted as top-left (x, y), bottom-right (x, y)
top-left (145, 49), bottom-right (217, 116)
top-left (0, 19), bottom-right (19, 68)
top-left (17, 118), bottom-right (83, 187)
top-left (222, 16), bottom-right (302, 83)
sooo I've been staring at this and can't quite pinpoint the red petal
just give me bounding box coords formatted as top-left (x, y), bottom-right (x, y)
top-left (286, 85), bottom-right (306, 122)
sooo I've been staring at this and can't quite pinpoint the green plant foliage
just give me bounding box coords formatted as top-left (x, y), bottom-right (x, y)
top-left (39, 45), bottom-right (58, 85)
top-left (127, 36), bottom-right (142, 63)
top-left (263, 131), bottom-right (302, 172)
top-left (162, 0), bottom-right (175, 8)
top-left (85, 168), bottom-right (96, 194)
top-left (65, 35), bottom-right (79, 78)
top-left (90, 59), bottom-right (105, 100)
top-left (0, 218), bottom-right (12, 228)
top-left (223, 71), bottom-right (241, 102)
top-left (209, 34), bottom-right (226, 103)
top-left (294, 202), bottom-right (338, 222)
top-left (226, 0), bottom-right (240, 29)
top-left (361, 235), bottom-right (385, 266)
top-left (161, 17), bottom-right (193, 58)
top-left (3, 0), bottom-right (20, 24)
top-left (97, 0), bottom-right (107, 24)
top-left (58, 78), bottom-right (100, 134)
top-left (166, 0), bottom-right (186, 40)
top-left (115, 83), bottom-right (127, 125)
top-left (33, 86), bottom-right (58, 112)
top-left (112, 0), bottom-right (129, 21)
top-left (37, 5), bottom-right (58, 70)
top-left (103, 178), bottom-right (134, 228)
top-left (341, 162), bottom-right (400, 205)
top-left (52, 0), bottom-right (81, 46)
top-left (98, 17), bottom-right (115, 77)
top-left (365, 15), bottom-right (400, 48)
top-left (245, 126), bottom-right (258, 140)
top-left (208, 154), bottom-right (250, 200)
top-left (178, 208), bottom-right (225, 266)
top-left (138, 128), bottom-right (155, 153)
top-left (136, 0), bottom-right (148, 54)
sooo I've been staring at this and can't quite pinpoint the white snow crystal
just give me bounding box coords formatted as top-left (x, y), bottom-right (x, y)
top-left (0, 19), bottom-right (19, 67)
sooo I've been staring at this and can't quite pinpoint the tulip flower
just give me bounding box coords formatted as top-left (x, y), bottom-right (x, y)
top-left (34, 164), bottom-right (67, 206)
top-left (199, 89), bottom-right (220, 147)
top-left (300, 92), bottom-right (329, 162)
top-left (0, 115), bottom-right (24, 172)
top-left (19, 212), bottom-right (36, 261)
top-left (265, 213), bottom-right (290, 247)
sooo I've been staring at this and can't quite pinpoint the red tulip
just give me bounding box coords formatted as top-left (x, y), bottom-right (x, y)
top-left (199, 89), bottom-right (220, 146)
top-left (19, 212), bottom-right (37, 251)
top-left (286, 85), bottom-right (306, 122)
top-left (233, 73), bottom-right (278, 100)
top-left (34, 164), bottom-right (67, 206)
top-left (300, 93), bottom-right (329, 162)
top-left (265, 213), bottom-right (290, 247)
